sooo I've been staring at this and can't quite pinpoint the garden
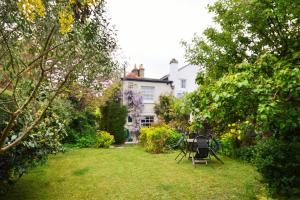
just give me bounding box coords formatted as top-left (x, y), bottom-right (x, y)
top-left (2, 146), bottom-right (269, 200)
top-left (0, 0), bottom-right (300, 199)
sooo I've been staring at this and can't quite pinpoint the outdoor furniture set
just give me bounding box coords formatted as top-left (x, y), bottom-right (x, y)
top-left (173, 132), bottom-right (224, 166)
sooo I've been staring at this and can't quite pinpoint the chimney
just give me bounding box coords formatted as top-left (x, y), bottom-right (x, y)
top-left (169, 58), bottom-right (178, 90)
top-left (139, 64), bottom-right (144, 78)
top-left (169, 58), bottom-right (178, 80)
top-left (132, 64), bottom-right (139, 77)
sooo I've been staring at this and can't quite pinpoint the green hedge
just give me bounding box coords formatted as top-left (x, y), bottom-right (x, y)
top-left (139, 124), bottom-right (181, 153)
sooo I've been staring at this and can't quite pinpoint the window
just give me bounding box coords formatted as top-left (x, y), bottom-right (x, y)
top-left (177, 93), bottom-right (183, 98)
top-left (127, 115), bottom-right (133, 123)
top-left (141, 116), bottom-right (154, 127)
top-left (180, 79), bottom-right (186, 88)
top-left (128, 82), bottom-right (134, 89)
top-left (141, 86), bottom-right (154, 102)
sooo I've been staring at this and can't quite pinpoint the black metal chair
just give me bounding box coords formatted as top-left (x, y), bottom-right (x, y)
top-left (191, 135), bottom-right (209, 165)
top-left (173, 132), bottom-right (187, 163)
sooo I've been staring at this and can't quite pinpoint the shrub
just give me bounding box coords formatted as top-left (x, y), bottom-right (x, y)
top-left (99, 101), bottom-right (127, 144)
top-left (253, 136), bottom-right (300, 196)
top-left (0, 97), bottom-right (71, 192)
top-left (96, 131), bottom-right (115, 148)
top-left (63, 111), bottom-right (98, 148)
top-left (139, 125), bottom-right (181, 153)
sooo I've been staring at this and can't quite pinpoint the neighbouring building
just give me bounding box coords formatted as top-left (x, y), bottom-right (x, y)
top-left (161, 58), bottom-right (203, 98)
top-left (122, 59), bottom-right (202, 141)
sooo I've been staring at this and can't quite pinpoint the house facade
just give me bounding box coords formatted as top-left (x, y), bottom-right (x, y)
top-left (161, 58), bottom-right (202, 98)
top-left (121, 65), bottom-right (173, 141)
top-left (122, 60), bottom-right (201, 141)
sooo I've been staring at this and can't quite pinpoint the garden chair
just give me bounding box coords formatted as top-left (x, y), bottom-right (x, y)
top-left (172, 132), bottom-right (188, 163)
top-left (191, 135), bottom-right (210, 165)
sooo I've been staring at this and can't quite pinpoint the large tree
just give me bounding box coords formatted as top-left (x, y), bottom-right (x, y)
top-left (183, 0), bottom-right (300, 81)
top-left (184, 0), bottom-right (300, 195)
top-left (0, 0), bottom-right (117, 153)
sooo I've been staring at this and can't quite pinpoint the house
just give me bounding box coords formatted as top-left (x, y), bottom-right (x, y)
top-left (122, 59), bottom-right (201, 141)
top-left (121, 64), bottom-right (173, 141)
top-left (161, 58), bottom-right (202, 98)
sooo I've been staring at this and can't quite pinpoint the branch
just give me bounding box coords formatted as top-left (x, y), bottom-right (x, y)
top-left (0, 82), bottom-right (11, 96)
top-left (1, 40), bottom-right (70, 94)
top-left (0, 68), bottom-right (75, 153)
top-left (0, 30), bottom-right (15, 72)
top-left (0, 26), bottom-right (57, 146)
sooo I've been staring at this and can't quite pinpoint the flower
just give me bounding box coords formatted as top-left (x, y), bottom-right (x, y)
top-left (58, 10), bottom-right (74, 34)
top-left (17, 0), bottom-right (45, 21)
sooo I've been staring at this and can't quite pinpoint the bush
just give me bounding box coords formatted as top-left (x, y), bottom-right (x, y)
top-left (63, 111), bottom-right (98, 148)
top-left (0, 97), bottom-right (71, 192)
top-left (96, 131), bottom-right (115, 148)
top-left (253, 136), bottom-right (300, 196)
top-left (99, 101), bottom-right (127, 144)
top-left (139, 125), bottom-right (181, 153)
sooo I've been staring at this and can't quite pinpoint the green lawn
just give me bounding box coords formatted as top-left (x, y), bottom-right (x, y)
top-left (3, 146), bottom-right (269, 200)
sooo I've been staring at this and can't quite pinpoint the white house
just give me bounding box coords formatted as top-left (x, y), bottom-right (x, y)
top-left (121, 65), bottom-right (173, 141)
top-left (161, 58), bottom-right (202, 98)
top-left (121, 60), bottom-right (201, 141)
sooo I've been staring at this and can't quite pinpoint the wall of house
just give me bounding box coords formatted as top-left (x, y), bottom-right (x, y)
top-left (122, 79), bottom-right (172, 123)
top-left (168, 63), bottom-right (201, 98)
top-left (176, 64), bottom-right (199, 95)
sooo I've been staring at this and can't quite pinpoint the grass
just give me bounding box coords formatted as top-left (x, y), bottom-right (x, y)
top-left (3, 146), bottom-right (270, 200)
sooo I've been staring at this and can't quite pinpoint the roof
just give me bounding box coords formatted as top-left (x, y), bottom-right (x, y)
top-left (122, 77), bottom-right (172, 84)
top-left (160, 74), bottom-right (169, 80)
top-left (178, 64), bottom-right (190, 71)
top-left (126, 72), bottom-right (139, 78)
top-left (160, 64), bottom-right (199, 80)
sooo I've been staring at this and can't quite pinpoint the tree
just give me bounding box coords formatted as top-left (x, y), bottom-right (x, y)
top-left (183, 0), bottom-right (300, 82)
top-left (184, 0), bottom-right (300, 195)
top-left (0, 0), bottom-right (117, 152)
top-left (154, 95), bottom-right (175, 124)
top-left (154, 94), bottom-right (191, 131)
top-left (99, 83), bottom-right (127, 144)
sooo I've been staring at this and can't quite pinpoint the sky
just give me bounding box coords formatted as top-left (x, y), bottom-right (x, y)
top-left (106, 0), bottom-right (216, 78)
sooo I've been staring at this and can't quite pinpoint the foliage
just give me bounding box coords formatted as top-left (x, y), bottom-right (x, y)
top-left (96, 131), bottom-right (114, 148)
top-left (0, 0), bottom-right (117, 152)
top-left (183, 0), bottom-right (300, 81)
top-left (139, 124), bottom-right (181, 153)
top-left (0, 97), bottom-right (73, 191)
top-left (184, 0), bottom-right (300, 196)
top-left (63, 111), bottom-right (97, 148)
top-left (220, 121), bottom-right (255, 158)
top-left (154, 95), bottom-right (175, 123)
top-left (154, 94), bottom-right (191, 131)
top-left (124, 89), bottom-right (144, 133)
top-left (99, 84), bottom-right (127, 144)
top-left (254, 136), bottom-right (300, 196)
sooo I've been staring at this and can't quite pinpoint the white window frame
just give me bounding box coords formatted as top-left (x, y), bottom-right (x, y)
top-left (141, 116), bottom-right (154, 127)
top-left (141, 86), bottom-right (155, 103)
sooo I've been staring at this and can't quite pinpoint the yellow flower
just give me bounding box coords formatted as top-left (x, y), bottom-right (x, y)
top-left (69, 0), bottom-right (76, 4)
top-left (84, 0), bottom-right (101, 6)
top-left (17, 0), bottom-right (45, 21)
top-left (58, 10), bottom-right (74, 34)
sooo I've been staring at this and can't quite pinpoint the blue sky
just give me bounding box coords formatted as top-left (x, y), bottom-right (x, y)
top-left (106, 0), bottom-right (215, 78)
